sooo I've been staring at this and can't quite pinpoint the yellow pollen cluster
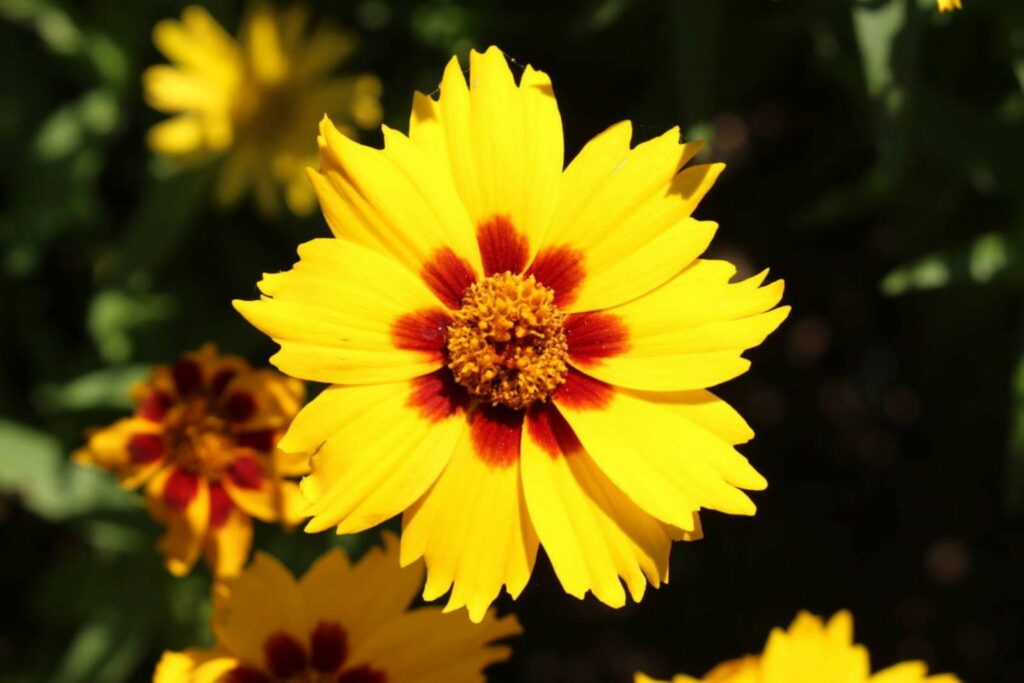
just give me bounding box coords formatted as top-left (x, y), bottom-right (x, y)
top-left (447, 272), bottom-right (569, 410)
top-left (164, 399), bottom-right (235, 478)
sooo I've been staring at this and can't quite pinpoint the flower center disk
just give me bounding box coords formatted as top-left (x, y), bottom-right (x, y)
top-left (446, 272), bottom-right (568, 410)
top-left (164, 398), bottom-right (236, 478)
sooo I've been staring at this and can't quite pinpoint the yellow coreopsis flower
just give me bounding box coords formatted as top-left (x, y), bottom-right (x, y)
top-left (74, 344), bottom-right (307, 577)
top-left (937, 0), bottom-right (962, 11)
top-left (236, 46), bottom-right (789, 621)
top-left (636, 611), bottom-right (960, 683)
top-left (154, 533), bottom-right (519, 683)
top-left (143, 4), bottom-right (382, 216)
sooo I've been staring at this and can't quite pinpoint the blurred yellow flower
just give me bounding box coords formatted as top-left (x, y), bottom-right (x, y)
top-left (143, 4), bottom-right (382, 216)
top-left (636, 611), bottom-right (961, 683)
top-left (937, 0), bottom-right (962, 11)
top-left (74, 344), bottom-right (306, 577)
top-left (235, 46), bottom-right (787, 621)
top-left (153, 533), bottom-right (520, 683)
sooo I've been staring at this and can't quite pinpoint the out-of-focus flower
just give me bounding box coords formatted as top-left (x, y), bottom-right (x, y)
top-left (153, 533), bottom-right (520, 683)
top-left (635, 611), bottom-right (961, 683)
top-left (143, 4), bottom-right (382, 216)
top-left (236, 46), bottom-right (788, 621)
top-left (937, 0), bottom-right (962, 11)
top-left (74, 344), bottom-right (306, 577)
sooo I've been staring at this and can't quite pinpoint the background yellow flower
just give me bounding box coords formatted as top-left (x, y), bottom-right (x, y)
top-left (154, 533), bottom-right (519, 683)
top-left (636, 611), bottom-right (961, 683)
top-left (143, 3), bottom-right (382, 216)
top-left (74, 344), bottom-right (306, 576)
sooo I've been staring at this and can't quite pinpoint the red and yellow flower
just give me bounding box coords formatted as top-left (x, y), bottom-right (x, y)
top-left (74, 344), bottom-right (306, 576)
top-left (636, 610), bottom-right (961, 683)
top-left (154, 533), bottom-right (519, 683)
top-left (236, 46), bottom-right (788, 620)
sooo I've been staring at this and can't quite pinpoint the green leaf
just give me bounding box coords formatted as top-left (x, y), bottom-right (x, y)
top-left (881, 230), bottom-right (1024, 296)
top-left (34, 89), bottom-right (119, 162)
top-left (87, 289), bottom-right (176, 363)
top-left (35, 365), bottom-right (148, 414)
top-left (852, 0), bottom-right (906, 106)
top-left (0, 420), bottom-right (130, 520)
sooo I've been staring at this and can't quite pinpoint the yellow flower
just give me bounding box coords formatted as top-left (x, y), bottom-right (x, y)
top-left (153, 533), bottom-right (520, 683)
top-left (937, 0), bottom-right (962, 11)
top-left (235, 46), bottom-right (788, 621)
top-left (636, 611), bottom-right (961, 683)
top-left (143, 4), bottom-right (382, 216)
top-left (74, 344), bottom-right (306, 577)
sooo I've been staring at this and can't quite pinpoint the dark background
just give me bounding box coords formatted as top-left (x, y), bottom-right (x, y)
top-left (2, 0), bottom-right (1023, 681)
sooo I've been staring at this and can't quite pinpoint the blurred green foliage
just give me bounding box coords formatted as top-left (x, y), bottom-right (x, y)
top-left (1, 0), bottom-right (1023, 682)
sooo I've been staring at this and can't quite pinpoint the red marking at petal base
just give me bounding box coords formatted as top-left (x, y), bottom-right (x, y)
top-left (420, 248), bottom-right (477, 309)
top-left (553, 369), bottom-right (614, 411)
top-left (225, 666), bottom-right (272, 683)
top-left (478, 215), bottom-right (529, 276)
top-left (211, 369), bottom-right (236, 397)
top-left (526, 404), bottom-right (583, 458)
top-left (264, 632), bottom-right (308, 679)
top-left (224, 391), bottom-right (257, 422)
top-left (338, 665), bottom-right (387, 683)
top-left (228, 456), bottom-right (264, 490)
top-left (407, 370), bottom-right (469, 423)
top-left (163, 468), bottom-right (199, 510)
top-left (236, 429), bottom-right (276, 452)
top-left (137, 391), bottom-right (171, 422)
top-left (526, 246), bottom-right (586, 307)
top-left (470, 406), bottom-right (524, 467)
top-left (209, 482), bottom-right (233, 528)
top-left (565, 312), bottom-right (630, 366)
top-left (310, 621), bottom-right (349, 673)
top-left (128, 433), bottom-right (165, 464)
top-left (391, 308), bottom-right (451, 358)
top-left (171, 359), bottom-right (202, 396)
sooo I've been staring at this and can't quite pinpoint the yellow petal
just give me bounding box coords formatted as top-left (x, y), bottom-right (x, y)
top-left (73, 417), bottom-right (164, 489)
top-left (555, 376), bottom-right (766, 530)
top-left (411, 47), bottom-right (564, 259)
top-left (541, 122), bottom-right (712, 311)
top-left (761, 611), bottom-right (869, 683)
top-left (241, 4), bottom-right (287, 84)
top-left (347, 605), bottom-right (520, 683)
top-left (401, 424), bottom-right (538, 623)
top-left (573, 260), bottom-right (789, 391)
top-left (152, 7), bottom-right (241, 79)
top-left (143, 65), bottom-right (229, 113)
top-left (310, 117), bottom-right (482, 281)
top-left (293, 376), bottom-right (467, 534)
top-left (521, 405), bottom-right (674, 607)
top-left (145, 467), bottom-right (209, 577)
top-left (872, 663), bottom-right (961, 683)
top-left (147, 116), bottom-right (205, 155)
top-left (212, 552), bottom-right (308, 667)
top-left (662, 390), bottom-right (755, 445)
top-left (154, 649), bottom-right (239, 683)
top-left (298, 532), bottom-right (422, 645)
top-left (634, 675), bottom-right (703, 683)
top-left (291, 24), bottom-right (356, 79)
top-left (703, 656), bottom-right (762, 682)
top-left (222, 463), bottom-right (280, 522)
top-left (234, 238), bottom-right (449, 385)
top-left (203, 505), bottom-right (253, 578)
